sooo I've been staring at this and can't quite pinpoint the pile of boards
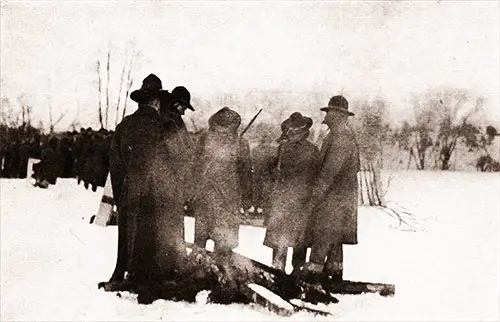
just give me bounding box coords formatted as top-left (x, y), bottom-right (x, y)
top-left (99, 244), bottom-right (395, 316)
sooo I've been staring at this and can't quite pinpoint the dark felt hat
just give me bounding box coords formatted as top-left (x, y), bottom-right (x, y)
top-left (280, 112), bottom-right (313, 132)
top-left (130, 74), bottom-right (163, 104)
top-left (320, 95), bottom-right (354, 116)
top-left (208, 107), bottom-right (241, 128)
top-left (277, 112), bottom-right (313, 142)
top-left (171, 86), bottom-right (194, 111)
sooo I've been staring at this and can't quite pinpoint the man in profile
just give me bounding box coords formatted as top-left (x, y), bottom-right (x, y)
top-left (299, 95), bottom-right (360, 286)
top-left (159, 86), bottom-right (195, 137)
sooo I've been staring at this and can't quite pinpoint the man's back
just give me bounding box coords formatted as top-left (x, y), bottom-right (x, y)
top-left (110, 105), bottom-right (162, 205)
top-left (113, 106), bottom-right (162, 171)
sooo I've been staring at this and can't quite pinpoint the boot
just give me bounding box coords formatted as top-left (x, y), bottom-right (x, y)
top-left (321, 261), bottom-right (343, 291)
top-left (294, 262), bottom-right (324, 284)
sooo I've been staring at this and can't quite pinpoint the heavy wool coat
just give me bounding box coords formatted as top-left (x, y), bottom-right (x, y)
top-left (263, 139), bottom-right (320, 249)
top-left (109, 105), bottom-right (186, 282)
top-left (192, 129), bottom-right (252, 250)
top-left (146, 113), bottom-right (194, 281)
top-left (251, 142), bottom-right (276, 212)
top-left (309, 126), bottom-right (360, 246)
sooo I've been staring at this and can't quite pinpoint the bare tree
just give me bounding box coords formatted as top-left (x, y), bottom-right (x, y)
top-left (49, 112), bottom-right (67, 134)
top-left (17, 95), bottom-right (34, 128)
top-left (105, 49), bottom-right (111, 128)
top-left (115, 53), bottom-right (128, 127)
top-left (0, 96), bottom-right (18, 127)
top-left (393, 94), bottom-right (437, 170)
top-left (120, 49), bottom-right (140, 122)
top-left (352, 97), bottom-right (392, 206)
top-left (68, 101), bottom-right (82, 132)
top-left (46, 90), bottom-right (66, 133)
top-left (96, 59), bottom-right (104, 129)
top-left (121, 74), bottom-right (134, 121)
top-left (432, 90), bottom-right (484, 170)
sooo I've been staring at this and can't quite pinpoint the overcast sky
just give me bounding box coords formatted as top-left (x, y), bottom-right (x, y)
top-left (1, 0), bottom-right (499, 130)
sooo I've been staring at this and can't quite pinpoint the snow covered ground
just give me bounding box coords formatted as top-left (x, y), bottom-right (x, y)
top-left (1, 170), bottom-right (499, 321)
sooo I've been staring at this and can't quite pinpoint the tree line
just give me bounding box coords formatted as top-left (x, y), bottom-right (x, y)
top-left (1, 86), bottom-right (499, 173)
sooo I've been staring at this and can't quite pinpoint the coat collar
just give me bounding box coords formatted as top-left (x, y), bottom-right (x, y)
top-left (134, 104), bottom-right (160, 117)
top-left (319, 130), bottom-right (334, 164)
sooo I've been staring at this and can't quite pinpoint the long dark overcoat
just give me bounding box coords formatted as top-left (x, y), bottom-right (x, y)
top-left (309, 127), bottom-right (360, 247)
top-left (109, 105), bottom-right (165, 282)
top-left (193, 129), bottom-right (252, 250)
top-left (145, 110), bottom-right (194, 280)
top-left (263, 140), bottom-right (319, 249)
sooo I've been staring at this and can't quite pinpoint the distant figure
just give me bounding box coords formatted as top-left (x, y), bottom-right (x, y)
top-left (192, 107), bottom-right (253, 257)
top-left (88, 129), bottom-right (111, 191)
top-left (263, 112), bottom-right (320, 271)
top-left (17, 137), bottom-right (30, 178)
top-left (300, 95), bottom-right (360, 285)
top-left (33, 137), bottom-right (60, 188)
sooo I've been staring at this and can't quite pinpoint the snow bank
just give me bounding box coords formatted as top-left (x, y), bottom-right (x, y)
top-left (1, 171), bottom-right (499, 321)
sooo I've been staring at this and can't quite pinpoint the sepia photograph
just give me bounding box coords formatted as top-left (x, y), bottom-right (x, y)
top-left (1, 0), bottom-right (499, 320)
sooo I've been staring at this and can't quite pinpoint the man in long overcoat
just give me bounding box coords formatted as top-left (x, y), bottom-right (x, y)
top-left (302, 95), bottom-right (360, 283)
top-left (159, 86), bottom-right (197, 199)
top-left (263, 112), bottom-right (320, 271)
top-left (145, 85), bottom-right (197, 282)
top-left (106, 74), bottom-right (169, 285)
top-left (192, 107), bottom-right (253, 255)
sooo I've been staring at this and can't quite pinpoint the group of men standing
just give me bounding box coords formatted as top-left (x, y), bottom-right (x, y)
top-left (104, 73), bottom-right (360, 292)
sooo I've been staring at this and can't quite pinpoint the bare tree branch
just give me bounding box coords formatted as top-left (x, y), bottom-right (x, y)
top-left (105, 49), bottom-right (111, 129)
top-left (121, 52), bottom-right (137, 121)
top-left (115, 52), bottom-right (128, 127)
top-left (97, 59), bottom-right (104, 129)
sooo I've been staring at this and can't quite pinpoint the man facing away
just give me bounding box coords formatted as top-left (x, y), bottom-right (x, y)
top-left (105, 74), bottom-right (166, 285)
top-left (192, 107), bottom-right (253, 256)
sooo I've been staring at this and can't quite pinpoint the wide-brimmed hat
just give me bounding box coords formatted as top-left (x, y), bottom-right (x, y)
top-left (281, 112), bottom-right (313, 132)
top-left (208, 107), bottom-right (241, 128)
top-left (171, 86), bottom-right (195, 111)
top-left (320, 95), bottom-right (354, 116)
top-left (130, 74), bottom-right (163, 104)
top-left (277, 112), bottom-right (313, 142)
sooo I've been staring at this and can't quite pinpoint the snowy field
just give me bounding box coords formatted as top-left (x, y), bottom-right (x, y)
top-left (1, 171), bottom-right (499, 321)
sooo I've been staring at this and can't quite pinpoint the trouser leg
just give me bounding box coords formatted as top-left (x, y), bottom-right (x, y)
top-left (194, 217), bottom-right (208, 249)
top-left (272, 246), bottom-right (287, 271)
top-left (291, 245), bottom-right (307, 271)
top-left (324, 237), bottom-right (343, 282)
top-left (324, 247), bottom-right (343, 280)
top-left (309, 240), bottom-right (329, 267)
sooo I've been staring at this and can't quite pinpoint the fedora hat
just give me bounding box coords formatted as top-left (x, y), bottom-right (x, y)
top-left (130, 74), bottom-right (163, 104)
top-left (277, 112), bottom-right (313, 142)
top-left (320, 95), bottom-right (354, 116)
top-left (171, 86), bottom-right (195, 111)
top-left (280, 112), bottom-right (313, 132)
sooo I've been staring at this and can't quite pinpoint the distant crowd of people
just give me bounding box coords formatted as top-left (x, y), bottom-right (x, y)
top-left (101, 73), bottom-right (360, 295)
top-left (0, 124), bottom-right (113, 189)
